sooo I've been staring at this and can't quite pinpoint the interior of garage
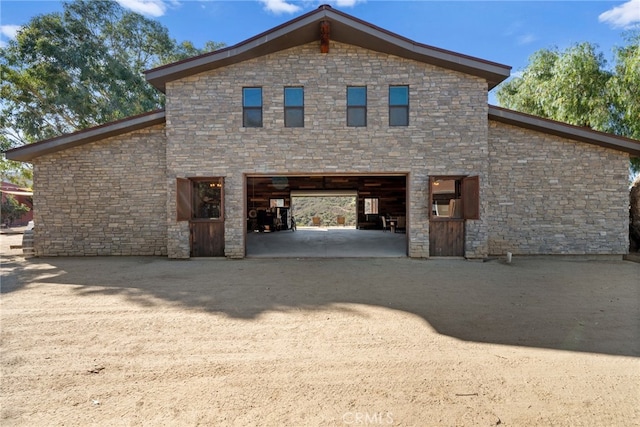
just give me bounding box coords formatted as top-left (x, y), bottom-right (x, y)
top-left (245, 175), bottom-right (408, 257)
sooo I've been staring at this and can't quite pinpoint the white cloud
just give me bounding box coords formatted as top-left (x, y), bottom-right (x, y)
top-left (599, 0), bottom-right (640, 29)
top-left (334, 0), bottom-right (362, 6)
top-left (259, 0), bottom-right (301, 14)
top-left (1, 24), bottom-right (22, 39)
top-left (517, 33), bottom-right (537, 45)
top-left (258, 0), bottom-right (362, 15)
top-left (116, 0), bottom-right (170, 17)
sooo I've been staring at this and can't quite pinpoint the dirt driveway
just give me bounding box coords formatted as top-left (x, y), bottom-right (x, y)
top-left (1, 233), bottom-right (639, 426)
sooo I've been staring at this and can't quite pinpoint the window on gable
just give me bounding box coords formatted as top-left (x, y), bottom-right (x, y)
top-left (284, 86), bottom-right (304, 128)
top-left (347, 86), bottom-right (367, 127)
top-left (243, 87), bottom-right (262, 127)
top-left (389, 85), bottom-right (409, 126)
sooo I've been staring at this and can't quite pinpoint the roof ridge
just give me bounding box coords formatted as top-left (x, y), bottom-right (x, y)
top-left (144, 6), bottom-right (511, 92)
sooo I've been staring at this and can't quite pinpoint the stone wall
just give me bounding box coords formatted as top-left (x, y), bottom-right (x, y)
top-left (26, 43), bottom-right (632, 258)
top-left (487, 120), bottom-right (629, 255)
top-left (33, 125), bottom-right (167, 256)
top-left (165, 41), bottom-right (489, 258)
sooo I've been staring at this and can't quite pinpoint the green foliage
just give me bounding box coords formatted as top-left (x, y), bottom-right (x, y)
top-left (0, 136), bottom-right (32, 184)
top-left (497, 43), bottom-right (611, 129)
top-left (1, 194), bottom-right (31, 226)
top-left (168, 40), bottom-right (226, 63)
top-left (496, 34), bottom-right (640, 173)
top-left (0, 0), bottom-right (224, 180)
top-left (608, 31), bottom-right (640, 170)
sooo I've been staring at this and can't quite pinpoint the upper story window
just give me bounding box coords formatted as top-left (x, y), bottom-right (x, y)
top-left (243, 87), bottom-right (262, 127)
top-left (347, 86), bottom-right (367, 127)
top-left (284, 87), bottom-right (304, 128)
top-left (389, 85), bottom-right (409, 126)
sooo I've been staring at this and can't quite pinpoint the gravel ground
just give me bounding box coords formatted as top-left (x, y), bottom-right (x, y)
top-left (1, 231), bottom-right (639, 426)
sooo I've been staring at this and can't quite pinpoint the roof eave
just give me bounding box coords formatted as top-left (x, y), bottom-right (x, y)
top-left (4, 110), bottom-right (166, 162)
top-left (488, 105), bottom-right (640, 157)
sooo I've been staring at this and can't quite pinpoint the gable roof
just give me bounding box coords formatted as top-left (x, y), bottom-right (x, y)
top-left (145, 4), bottom-right (512, 92)
top-left (488, 105), bottom-right (640, 157)
top-left (4, 110), bottom-right (166, 162)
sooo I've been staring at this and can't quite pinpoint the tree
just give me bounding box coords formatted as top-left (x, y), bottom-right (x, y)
top-left (496, 35), bottom-right (640, 173)
top-left (607, 31), bottom-right (640, 158)
top-left (1, 0), bottom-right (224, 181)
top-left (0, 194), bottom-right (31, 227)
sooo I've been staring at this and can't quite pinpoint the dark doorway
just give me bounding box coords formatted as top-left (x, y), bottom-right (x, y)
top-left (177, 177), bottom-right (225, 257)
top-left (428, 176), bottom-right (479, 257)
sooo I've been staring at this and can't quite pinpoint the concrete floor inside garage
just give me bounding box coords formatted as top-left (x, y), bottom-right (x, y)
top-left (246, 227), bottom-right (407, 258)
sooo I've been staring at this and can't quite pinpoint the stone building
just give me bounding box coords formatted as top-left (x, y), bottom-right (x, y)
top-left (5, 6), bottom-right (640, 259)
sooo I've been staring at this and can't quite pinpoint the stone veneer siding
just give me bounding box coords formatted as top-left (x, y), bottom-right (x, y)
top-left (165, 42), bottom-right (490, 258)
top-left (487, 120), bottom-right (629, 255)
top-left (33, 125), bottom-right (167, 256)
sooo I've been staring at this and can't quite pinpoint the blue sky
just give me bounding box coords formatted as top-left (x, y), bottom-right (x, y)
top-left (1, 0), bottom-right (639, 100)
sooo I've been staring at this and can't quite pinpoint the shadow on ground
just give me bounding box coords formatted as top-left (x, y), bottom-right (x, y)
top-left (2, 255), bottom-right (639, 357)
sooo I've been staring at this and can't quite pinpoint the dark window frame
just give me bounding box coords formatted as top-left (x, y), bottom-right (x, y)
top-left (389, 85), bottom-right (409, 126)
top-left (429, 175), bottom-right (479, 220)
top-left (177, 177), bottom-right (224, 222)
top-left (243, 87), bottom-right (263, 128)
top-left (347, 86), bottom-right (367, 127)
top-left (284, 86), bottom-right (304, 128)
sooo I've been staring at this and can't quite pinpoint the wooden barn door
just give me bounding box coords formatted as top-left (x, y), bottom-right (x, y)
top-left (177, 177), bottom-right (225, 257)
top-left (430, 220), bottom-right (465, 256)
top-left (429, 176), bottom-right (479, 257)
top-left (191, 222), bottom-right (224, 257)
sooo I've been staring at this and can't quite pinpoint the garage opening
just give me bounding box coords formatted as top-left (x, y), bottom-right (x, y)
top-left (245, 175), bottom-right (407, 258)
